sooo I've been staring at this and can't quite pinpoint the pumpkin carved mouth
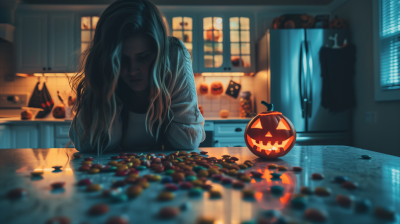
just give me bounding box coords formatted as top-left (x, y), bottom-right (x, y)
top-left (247, 135), bottom-right (294, 155)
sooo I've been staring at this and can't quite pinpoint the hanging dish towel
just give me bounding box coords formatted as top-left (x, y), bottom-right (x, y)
top-left (27, 82), bottom-right (54, 118)
top-left (319, 44), bottom-right (356, 113)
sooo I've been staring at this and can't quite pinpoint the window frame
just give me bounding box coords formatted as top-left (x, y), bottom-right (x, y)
top-left (373, 0), bottom-right (400, 101)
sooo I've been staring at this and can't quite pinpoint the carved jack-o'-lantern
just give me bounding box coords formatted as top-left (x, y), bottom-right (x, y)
top-left (21, 109), bottom-right (33, 120)
top-left (53, 104), bottom-right (66, 118)
top-left (199, 82), bottom-right (209, 94)
top-left (210, 81), bottom-right (224, 95)
top-left (244, 101), bottom-right (296, 159)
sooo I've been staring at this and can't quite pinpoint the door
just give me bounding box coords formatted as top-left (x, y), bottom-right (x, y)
top-left (16, 12), bottom-right (47, 73)
top-left (48, 13), bottom-right (76, 73)
top-left (10, 125), bottom-right (38, 148)
top-left (269, 29), bottom-right (306, 132)
top-left (305, 29), bottom-right (351, 132)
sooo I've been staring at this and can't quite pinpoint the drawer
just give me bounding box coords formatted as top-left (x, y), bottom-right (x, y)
top-left (203, 121), bottom-right (214, 131)
top-left (55, 138), bottom-right (74, 148)
top-left (214, 123), bottom-right (248, 137)
top-left (214, 137), bottom-right (246, 147)
top-left (55, 125), bottom-right (71, 138)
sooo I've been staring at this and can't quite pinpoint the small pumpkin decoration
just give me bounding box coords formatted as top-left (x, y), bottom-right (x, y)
top-left (329, 17), bottom-right (348, 29)
top-left (271, 14), bottom-right (315, 29)
top-left (21, 109), bottom-right (33, 120)
top-left (219, 109), bottom-right (229, 118)
top-left (210, 81), bottom-right (224, 95)
top-left (53, 104), bottom-right (66, 118)
top-left (199, 82), bottom-right (209, 94)
top-left (205, 29), bottom-right (222, 42)
top-left (300, 15), bottom-right (315, 28)
top-left (244, 101), bottom-right (296, 159)
top-left (198, 105), bottom-right (204, 116)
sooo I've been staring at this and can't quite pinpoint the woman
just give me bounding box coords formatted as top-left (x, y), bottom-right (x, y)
top-left (68, 0), bottom-right (205, 154)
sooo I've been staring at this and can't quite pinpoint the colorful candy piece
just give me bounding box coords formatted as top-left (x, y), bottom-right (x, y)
top-left (147, 174), bottom-right (161, 182)
top-left (7, 188), bottom-right (28, 199)
top-left (31, 170), bottom-right (44, 176)
top-left (232, 181), bottom-right (246, 189)
top-left (334, 176), bottom-right (348, 183)
top-left (304, 208), bottom-right (327, 222)
top-left (105, 216), bottom-right (129, 224)
top-left (82, 161), bottom-right (92, 165)
top-left (291, 197), bottom-right (307, 209)
top-left (250, 171), bottom-right (263, 178)
top-left (374, 206), bottom-right (395, 220)
top-left (165, 169), bottom-right (175, 175)
top-left (73, 154), bottom-right (82, 158)
top-left (158, 207), bottom-right (180, 219)
top-left (185, 176), bottom-right (197, 181)
top-left (126, 185), bottom-right (142, 198)
top-left (267, 164), bottom-right (277, 169)
top-left (165, 183), bottom-right (179, 191)
top-left (361, 155), bottom-right (371, 159)
top-left (180, 202), bottom-right (191, 211)
top-left (77, 178), bottom-right (92, 186)
top-left (311, 173), bottom-right (324, 180)
top-left (292, 166), bottom-right (303, 171)
top-left (300, 186), bottom-right (313, 195)
top-left (209, 190), bottom-right (222, 198)
top-left (314, 187), bottom-right (331, 197)
top-left (336, 195), bottom-right (352, 207)
top-left (277, 165), bottom-right (287, 171)
top-left (221, 177), bottom-right (233, 185)
top-left (86, 184), bottom-right (102, 192)
top-left (108, 161), bottom-right (118, 166)
top-left (200, 151), bottom-right (208, 155)
top-left (51, 182), bottom-right (65, 189)
top-left (84, 157), bottom-right (94, 161)
top-left (161, 176), bottom-right (173, 183)
top-left (135, 165), bottom-right (147, 170)
top-left (196, 216), bottom-right (215, 224)
top-left (354, 199), bottom-right (371, 213)
top-left (270, 186), bottom-right (284, 195)
top-left (270, 173), bottom-right (281, 180)
top-left (211, 174), bottom-right (223, 181)
top-left (88, 168), bottom-right (100, 174)
top-left (242, 188), bottom-right (255, 198)
top-left (111, 156), bottom-right (120, 160)
top-left (115, 171), bottom-right (127, 176)
top-left (240, 175), bottom-right (252, 182)
top-left (88, 203), bottom-right (109, 215)
top-left (52, 165), bottom-right (62, 171)
top-left (342, 181), bottom-right (358, 190)
top-left (157, 191), bottom-right (175, 201)
top-left (78, 166), bottom-right (90, 172)
top-left (111, 193), bottom-right (128, 203)
top-left (188, 187), bottom-right (203, 197)
top-left (180, 182), bottom-right (194, 190)
top-left (45, 216), bottom-right (70, 224)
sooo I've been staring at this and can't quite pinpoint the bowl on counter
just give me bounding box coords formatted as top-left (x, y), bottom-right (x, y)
top-left (21, 107), bottom-right (44, 119)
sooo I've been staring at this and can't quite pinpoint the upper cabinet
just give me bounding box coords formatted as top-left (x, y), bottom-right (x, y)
top-left (166, 13), bottom-right (256, 74)
top-left (16, 11), bottom-right (76, 73)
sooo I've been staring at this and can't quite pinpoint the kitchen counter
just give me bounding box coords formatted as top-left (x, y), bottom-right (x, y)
top-left (0, 146), bottom-right (398, 224)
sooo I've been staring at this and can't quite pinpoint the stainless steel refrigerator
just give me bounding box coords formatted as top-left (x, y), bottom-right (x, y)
top-left (254, 29), bottom-right (352, 145)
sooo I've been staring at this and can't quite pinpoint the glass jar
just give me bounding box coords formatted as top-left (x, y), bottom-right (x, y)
top-left (239, 91), bottom-right (252, 118)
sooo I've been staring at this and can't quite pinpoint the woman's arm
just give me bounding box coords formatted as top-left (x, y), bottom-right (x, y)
top-left (165, 38), bottom-right (206, 150)
top-left (68, 100), bottom-right (124, 152)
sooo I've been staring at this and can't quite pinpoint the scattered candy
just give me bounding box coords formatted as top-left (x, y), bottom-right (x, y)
top-left (111, 156), bottom-right (120, 160)
top-left (291, 197), bottom-right (307, 209)
top-left (232, 181), bottom-right (246, 189)
top-left (73, 154), bottom-right (82, 158)
top-left (51, 182), bottom-right (65, 189)
top-left (250, 171), bottom-right (263, 178)
top-left (311, 173), bottom-right (324, 180)
top-left (200, 151), bottom-right (208, 155)
top-left (45, 216), bottom-right (70, 224)
top-left (111, 193), bottom-right (128, 203)
top-left (158, 191), bottom-right (174, 201)
top-left (78, 178), bottom-right (92, 186)
top-left (270, 186), bottom-right (284, 195)
top-left (202, 184), bottom-right (213, 191)
top-left (267, 164), bottom-right (277, 169)
top-left (136, 165), bottom-right (147, 170)
top-left (180, 182), bottom-right (194, 190)
top-left (161, 176), bottom-right (173, 183)
top-left (147, 174), bottom-right (161, 182)
top-left (277, 165), bottom-right (287, 171)
top-left (240, 175), bottom-right (252, 182)
top-left (84, 157), bottom-right (94, 161)
top-left (115, 171), bottom-right (127, 176)
top-left (88, 203), bottom-right (109, 215)
top-left (105, 216), bottom-right (129, 224)
top-left (7, 188), bottom-right (28, 199)
top-left (158, 207), bottom-right (180, 219)
top-left (342, 181), bottom-right (358, 190)
top-left (165, 169), bottom-right (175, 175)
top-left (88, 168), bottom-right (100, 174)
top-left (86, 184), bottom-right (102, 192)
top-left (334, 176), bottom-right (348, 183)
top-left (292, 166), bottom-right (303, 171)
top-left (374, 206), bottom-right (395, 220)
top-left (336, 194), bottom-right (352, 207)
top-left (270, 173), bottom-right (281, 180)
top-left (209, 190), bottom-right (222, 198)
top-left (185, 176), bottom-right (197, 181)
top-left (314, 187), bottom-right (331, 197)
top-left (304, 208), bottom-right (327, 222)
top-left (31, 170), bottom-right (44, 176)
top-left (354, 199), bottom-right (371, 213)
top-left (180, 202), bottom-right (191, 211)
top-left (196, 216), bottom-right (215, 224)
top-left (79, 166), bottom-right (90, 172)
top-left (361, 155), bottom-right (371, 159)
top-left (52, 166), bottom-right (62, 171)
top-left (188, 187), bottom-right (203, 197)
top-left (165, 183), bottom-right (179, 191)
top-left (242, 188), bottom-right (255, 198)
top-left (171, 173), bottom-right (185, 182)
top-left (221, 177), bottom-right (233, 185)
top-left (300, 186), bottom-right (313, 195)
top-left (126, 185), bottom-right (142, 198)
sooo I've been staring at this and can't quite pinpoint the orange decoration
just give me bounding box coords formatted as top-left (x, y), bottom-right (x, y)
top-left (244, 101), bottom-right (296, 159)
top-left (199, 82), bottom-right (209, 94)
top-left (329, 17), bottom-right (348, 29)
top-left (210, 81), bottom-right (224, 95)
top-left (219, 110), bottom-right (229, 118)
top-left (21, 109), bottom-right (33, 120)
top-left (198, 105), bottom-right (204, 116)
top-left (53, 104), bottom-right (66, 118)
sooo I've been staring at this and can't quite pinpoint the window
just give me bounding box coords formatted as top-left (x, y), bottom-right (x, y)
top-left (380, 0), bottom-right (400, 90)
top-left (374, 0), bottom-right (400, 101)
top-left (81, 16), bottom-right (99, 53)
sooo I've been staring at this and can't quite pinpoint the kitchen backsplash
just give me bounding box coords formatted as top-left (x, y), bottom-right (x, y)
top-left (1, 40), bottom-right (254, 118)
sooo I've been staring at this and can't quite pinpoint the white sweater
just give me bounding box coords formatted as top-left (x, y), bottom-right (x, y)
top-left (69, 37), bottom-right (206, 152)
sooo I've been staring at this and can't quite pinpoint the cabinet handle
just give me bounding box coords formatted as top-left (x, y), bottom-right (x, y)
top-left (235, 128), bottom-right (242, 132)
top-left (213, 140), bottom-right (219, 143)
top-left (223, 67), bottom-right (227, 71)
top-left (228, 67), bottom-right (231, 70)
top-left (43, 67), bottom-right (46, 71)
top-left (48, 67), bottom-right (51, 71)
top-left (233, 145), bottom-right (242, 147)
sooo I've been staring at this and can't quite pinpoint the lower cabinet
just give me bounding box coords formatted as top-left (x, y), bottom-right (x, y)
top-left (10, 124), bottom-right (39, 148)
top-left (55, 138), bottom-right (74, 148)
top-left (214, 136), bottom-right (247, 147)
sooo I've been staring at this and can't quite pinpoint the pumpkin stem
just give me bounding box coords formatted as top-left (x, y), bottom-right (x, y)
top-left (261, 100), bottom-right (274, 111)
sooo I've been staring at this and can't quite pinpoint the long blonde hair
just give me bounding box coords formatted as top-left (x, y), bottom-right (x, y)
top-left (70, 0), bottom-right (181, 153)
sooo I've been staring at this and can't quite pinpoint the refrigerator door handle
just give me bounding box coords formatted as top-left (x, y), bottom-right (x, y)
top-left (306, 41), bottom-right (313, 118)
top-left (299, 41), bottom-right (307, 118)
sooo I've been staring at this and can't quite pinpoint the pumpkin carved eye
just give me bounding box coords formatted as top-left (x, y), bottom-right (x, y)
top-left (251, 118), bottom-right (263, 129)
top-left (276, 118), bottom-right (291, 130)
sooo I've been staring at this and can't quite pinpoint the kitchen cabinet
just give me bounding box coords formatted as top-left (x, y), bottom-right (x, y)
top-left (197, 14), bottom-right (256, 73)
top-left (10, 124), bottom-right (39, 148)
top-left (213, 122), bottom-right (248, 147)
top-left (0, 125), bottom-right (11, 149)
top-left (16, 11), bottom-right (76, 73)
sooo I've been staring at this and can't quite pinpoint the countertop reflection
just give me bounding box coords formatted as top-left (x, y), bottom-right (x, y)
top-left (0, 146), bottom-right (398, 224)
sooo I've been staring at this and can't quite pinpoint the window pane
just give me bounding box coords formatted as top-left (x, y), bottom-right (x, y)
top-left (183, 17), bottom-right (192, 30)
top-left (173, 17), bottom-right (182, 30)
top-left (81, 30), bottom-right (91, 42)
top-left (214, 55), bottom-right (223, 67)
top-left (183, 31), bottom-right (192, 43)
top-left (92, 16), bottom-right (99, 30)
top-left (230, 17), bottom-right (239, 30)
top-left (213, 17), bottom-right (222, 30)
top-left (81, 42), bottom-right (89, 53)
top-left (382, 0), bottom-right (400, 37)
top-left (241, 43), bottom-right (250, 54)
top-left (172, 31), bottom-right (183, 41)
top-left (240, 17), bottom-right (250, 30)
top-left (184, 43), bottom-right (193, 58)
top-left (204, 17), bottom-right (212, 30)
top-left (204, 30), bottom-right (213, 42)
top-left (231, 43), bottom-right (240, 54)
top-left (214, 31), bottom-right (223, 42)
top-left (81, 17), bottom-right (91, 30)
top-left (242, 55), bottom-right (251, 67)
top-left (204, 43), bottom-right (213, 54)
top-left (92, 31), bottom-right (95, 39)
top-left (214, 43), bottom-right (223, 54)
top-left (240, 31), bottom-right (250, 42)
top-left (231, 56), bottom-right (241, 67)
top-left (230, 31), bottom-right (239, 42)
top-left (205, 55), bottom-right (213, 67)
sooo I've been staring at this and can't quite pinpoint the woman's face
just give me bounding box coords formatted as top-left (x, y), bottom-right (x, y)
top-left (120, 33), bottom-right (157, 92)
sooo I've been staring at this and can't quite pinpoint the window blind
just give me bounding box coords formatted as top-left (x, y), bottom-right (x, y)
top-left (380, 0), bottom-right (400, 90)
